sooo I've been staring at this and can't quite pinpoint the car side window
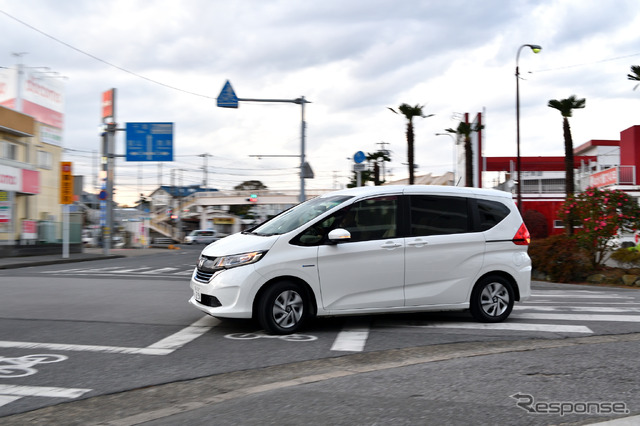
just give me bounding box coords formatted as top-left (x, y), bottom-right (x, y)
top-left (476, 199), bottom-right (510, 231)
top-left (340, 196), bottom-right (398, 242)
top-left (292, 196), bottom-right (398, 246)
top-left (410, 195), bottom-right (469, 236)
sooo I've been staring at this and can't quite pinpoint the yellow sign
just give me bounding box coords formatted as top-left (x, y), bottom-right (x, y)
top-left (60, 161), bottom-right (73, 204)
top-left (213, 217), bottom-right (235, 225)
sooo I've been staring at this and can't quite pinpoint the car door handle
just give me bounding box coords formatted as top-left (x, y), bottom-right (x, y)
top-left (380, 241), bottom-right (402, 249)
top-left (407, 239), bottom-right (428, 247)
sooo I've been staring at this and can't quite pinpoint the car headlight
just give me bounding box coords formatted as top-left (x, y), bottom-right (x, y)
top-left (198, 251), bottom-right (266, 271)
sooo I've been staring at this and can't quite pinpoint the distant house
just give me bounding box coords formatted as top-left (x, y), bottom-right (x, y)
top-left (148, 185), bottom-right (219, 212)
top-left (385, 171), bottom-right (454, 186)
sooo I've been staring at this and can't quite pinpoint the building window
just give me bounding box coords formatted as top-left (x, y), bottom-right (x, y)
top-left (1, 141), bottom-right (18, 160)
top-left (37, 150), bottom-right (52, 169)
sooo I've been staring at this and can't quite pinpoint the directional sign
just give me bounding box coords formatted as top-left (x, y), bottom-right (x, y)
top-left (354, 151), bottom-right (366, 164)
top-left (217, 80), bottom-right (239, 108)
top-left (126, 122), bottom-right (174, 162)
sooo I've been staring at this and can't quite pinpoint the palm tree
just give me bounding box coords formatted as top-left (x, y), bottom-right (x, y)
top-left (628, 65), bottom-right (640, 90)
top-left (445, 121), bottom-right (484, 187)
top-left (548, 95), bottom-right (585, 235)
top-left (389, 104), bottom-right (433, 184)
top-left (367, 150), bottom-right (392, 185)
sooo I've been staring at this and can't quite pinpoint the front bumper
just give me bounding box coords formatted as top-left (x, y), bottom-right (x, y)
top-left (188, 265), bottom-right (259, 319)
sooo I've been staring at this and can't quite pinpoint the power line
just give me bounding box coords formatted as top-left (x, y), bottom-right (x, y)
top-left (0, 9), bottom-right (217, 100)
top-left (534, 52), bottom-right (640, 73)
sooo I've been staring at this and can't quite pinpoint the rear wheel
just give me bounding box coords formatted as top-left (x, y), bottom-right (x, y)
top-left (470, 275), bottom-right (514, 322)
top-left (257, 281), bottom-right (308, 334)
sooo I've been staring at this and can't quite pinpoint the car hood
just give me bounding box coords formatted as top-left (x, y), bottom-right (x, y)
top-left (199, 232), bottom-right (280, 257)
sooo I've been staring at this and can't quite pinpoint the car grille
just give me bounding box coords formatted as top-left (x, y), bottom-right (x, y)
top-left (194, 269), bottom-right (214, 283)
top-left (193, 255), bottom-right (222, 283)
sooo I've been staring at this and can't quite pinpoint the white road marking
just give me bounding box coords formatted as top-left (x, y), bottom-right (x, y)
top-left (0, 395), bottom-right (21, 407)
top-left (405, 322), bottom-right (592, 333)
top-left (139, 267), bottom-right (179, 274)
top-left (146, 316), bottom-right (219, 351)
top-left (514, 313), bottom-right (640, 322)
top-left (0, 316), bottom-right (218, 356)
top-left (530, 293), bottom-right (633, 299)
top-left (516, 305), bottom-right (640, 313)
top-left (0, 384), bottom-right (92, 408)
top-left (110, 267), bottom-right (155, 273)
top-left (0, 384), bottom-right (91, 399)
top-left (331, 321), bottom-right (370, 352)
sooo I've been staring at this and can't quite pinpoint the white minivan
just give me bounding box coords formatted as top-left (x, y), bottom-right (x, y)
top-left (189, 185), bottom-right (531, 334)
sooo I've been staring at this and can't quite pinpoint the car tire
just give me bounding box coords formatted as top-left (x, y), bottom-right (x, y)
top-left (257, 281), bottom-right (308, 335)
top-left (469, 275), bottom-right (514, 323)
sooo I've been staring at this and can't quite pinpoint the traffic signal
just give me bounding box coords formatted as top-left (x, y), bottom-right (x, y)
top-left (247, 193), bottom-right (258, 203)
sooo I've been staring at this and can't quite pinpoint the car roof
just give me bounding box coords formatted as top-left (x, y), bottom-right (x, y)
top-left (320, 185), bottom-right (512, 199)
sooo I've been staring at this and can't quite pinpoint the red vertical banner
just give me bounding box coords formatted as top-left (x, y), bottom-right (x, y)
top-left (102, 88), bottom-right (116, 122)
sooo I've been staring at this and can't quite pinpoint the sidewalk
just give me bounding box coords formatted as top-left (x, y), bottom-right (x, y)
top-left (0, 247), bottom-right (172, 270)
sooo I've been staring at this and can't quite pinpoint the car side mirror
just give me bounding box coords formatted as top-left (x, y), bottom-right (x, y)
top-left (328, 228), bottom-right (351, 243)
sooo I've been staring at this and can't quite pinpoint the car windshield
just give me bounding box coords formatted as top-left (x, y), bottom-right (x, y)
top-left (249, 195), bottom-right (352, 236)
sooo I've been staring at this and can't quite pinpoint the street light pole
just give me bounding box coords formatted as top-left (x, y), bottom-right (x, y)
top-left (515, 44), bottom-right (542, 212)
top-left (435, 132), bottom-right (458, 185)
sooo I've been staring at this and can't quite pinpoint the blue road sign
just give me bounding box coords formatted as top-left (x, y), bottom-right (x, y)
top-left (354, 151), bottom-right (366, 164)
top-left (217, 80), bottom-right (239, 108)
top-left (126, 122), bottom-right (174, 162)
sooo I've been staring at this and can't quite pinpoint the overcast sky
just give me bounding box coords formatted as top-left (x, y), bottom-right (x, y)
top-left (2, 0), bottom-right (640, 205)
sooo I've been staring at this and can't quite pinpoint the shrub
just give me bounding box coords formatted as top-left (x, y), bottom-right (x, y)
top-left (529, 234), bottom-right (592, 283)
top-left (560, 187), bottom-right (640, 268)
top-left (610, 246), bottom-right (640, 268)
top-left (523, 209), bottom-right (549, 239)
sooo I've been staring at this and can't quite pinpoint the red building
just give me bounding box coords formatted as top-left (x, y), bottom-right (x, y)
top-left (479, 124), bottom-right (640, 236)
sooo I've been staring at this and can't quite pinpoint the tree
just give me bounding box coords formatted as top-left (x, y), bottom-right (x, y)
top-left (347, 150), bottom-right (391, 187)
top-left (367, 150), bottom-right (391, 185)
top-left (234, 180), bottom-right (267, 191)
top-left (389, 104), bottom-right (433, 184)
top-left (559, 187), bottom-right (640, 268)
top-left (230, 180), bottom-right (268, 217)
top-left (548, 95), bottom-right (585, 234)
top-left (445, 121), bottom-right (484, 187)
top-left (628, 65), bottom-right (640, 90)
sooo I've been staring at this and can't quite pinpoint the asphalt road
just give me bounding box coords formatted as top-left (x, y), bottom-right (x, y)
top-left (1, 246), bottom-right (640, 425)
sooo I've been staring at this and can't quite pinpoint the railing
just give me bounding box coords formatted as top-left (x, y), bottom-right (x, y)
top-left (517, 166), bottom-right (637, 194)
top-left (520, 178), bottom-right (566, 194)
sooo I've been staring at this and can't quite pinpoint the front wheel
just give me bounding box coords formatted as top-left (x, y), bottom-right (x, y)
top-left (470, 275), bottom-right (514, 322)
top-left (257, 281), bottom-right (308, 335)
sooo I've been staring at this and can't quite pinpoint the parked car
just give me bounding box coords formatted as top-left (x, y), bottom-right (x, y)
top-left (189, 185), bottom-right (532, 334)
top-left (185, 229), bottom-right (218, 245)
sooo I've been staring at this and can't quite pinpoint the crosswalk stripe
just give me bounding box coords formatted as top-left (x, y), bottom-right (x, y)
top-left (516, 306), bottom-right (640, 313)
top-left (514, 312), bottom-right (640, 322)
top-left (531, 293), bottom-right (634, 300)
top-left (331, 320), bottom-right (370, 352)
top-left (405, 322), bottom-right (592, 334)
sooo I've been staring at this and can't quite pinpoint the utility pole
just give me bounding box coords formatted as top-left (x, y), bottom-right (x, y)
top-left (217, 81), bottom-right (312, 203)
top-left (198, 153), bottom-right (211, 187)
top-left (376, 141), bottom-right (390, 182)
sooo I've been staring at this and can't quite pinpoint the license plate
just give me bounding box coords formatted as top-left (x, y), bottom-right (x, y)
top-left (194, 287), bottom-right (202, 302)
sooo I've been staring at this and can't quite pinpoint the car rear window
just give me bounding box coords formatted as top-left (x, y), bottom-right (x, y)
top-left (476, 199), bottom-right (510, 231)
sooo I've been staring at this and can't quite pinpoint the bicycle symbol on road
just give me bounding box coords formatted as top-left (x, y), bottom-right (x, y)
top-left (225, 331), bottom-right (317, 342)
top-left (0, 354), bottom-right (68, 378)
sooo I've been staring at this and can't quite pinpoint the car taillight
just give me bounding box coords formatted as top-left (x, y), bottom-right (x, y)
top-left (513, 223), bottom-right (531, 245)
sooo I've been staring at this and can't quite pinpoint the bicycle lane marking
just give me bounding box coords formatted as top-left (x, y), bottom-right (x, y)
top-left (0, 355), bottom-right (91, 408)
top-left (0, 317), bottom-right (218, 409)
